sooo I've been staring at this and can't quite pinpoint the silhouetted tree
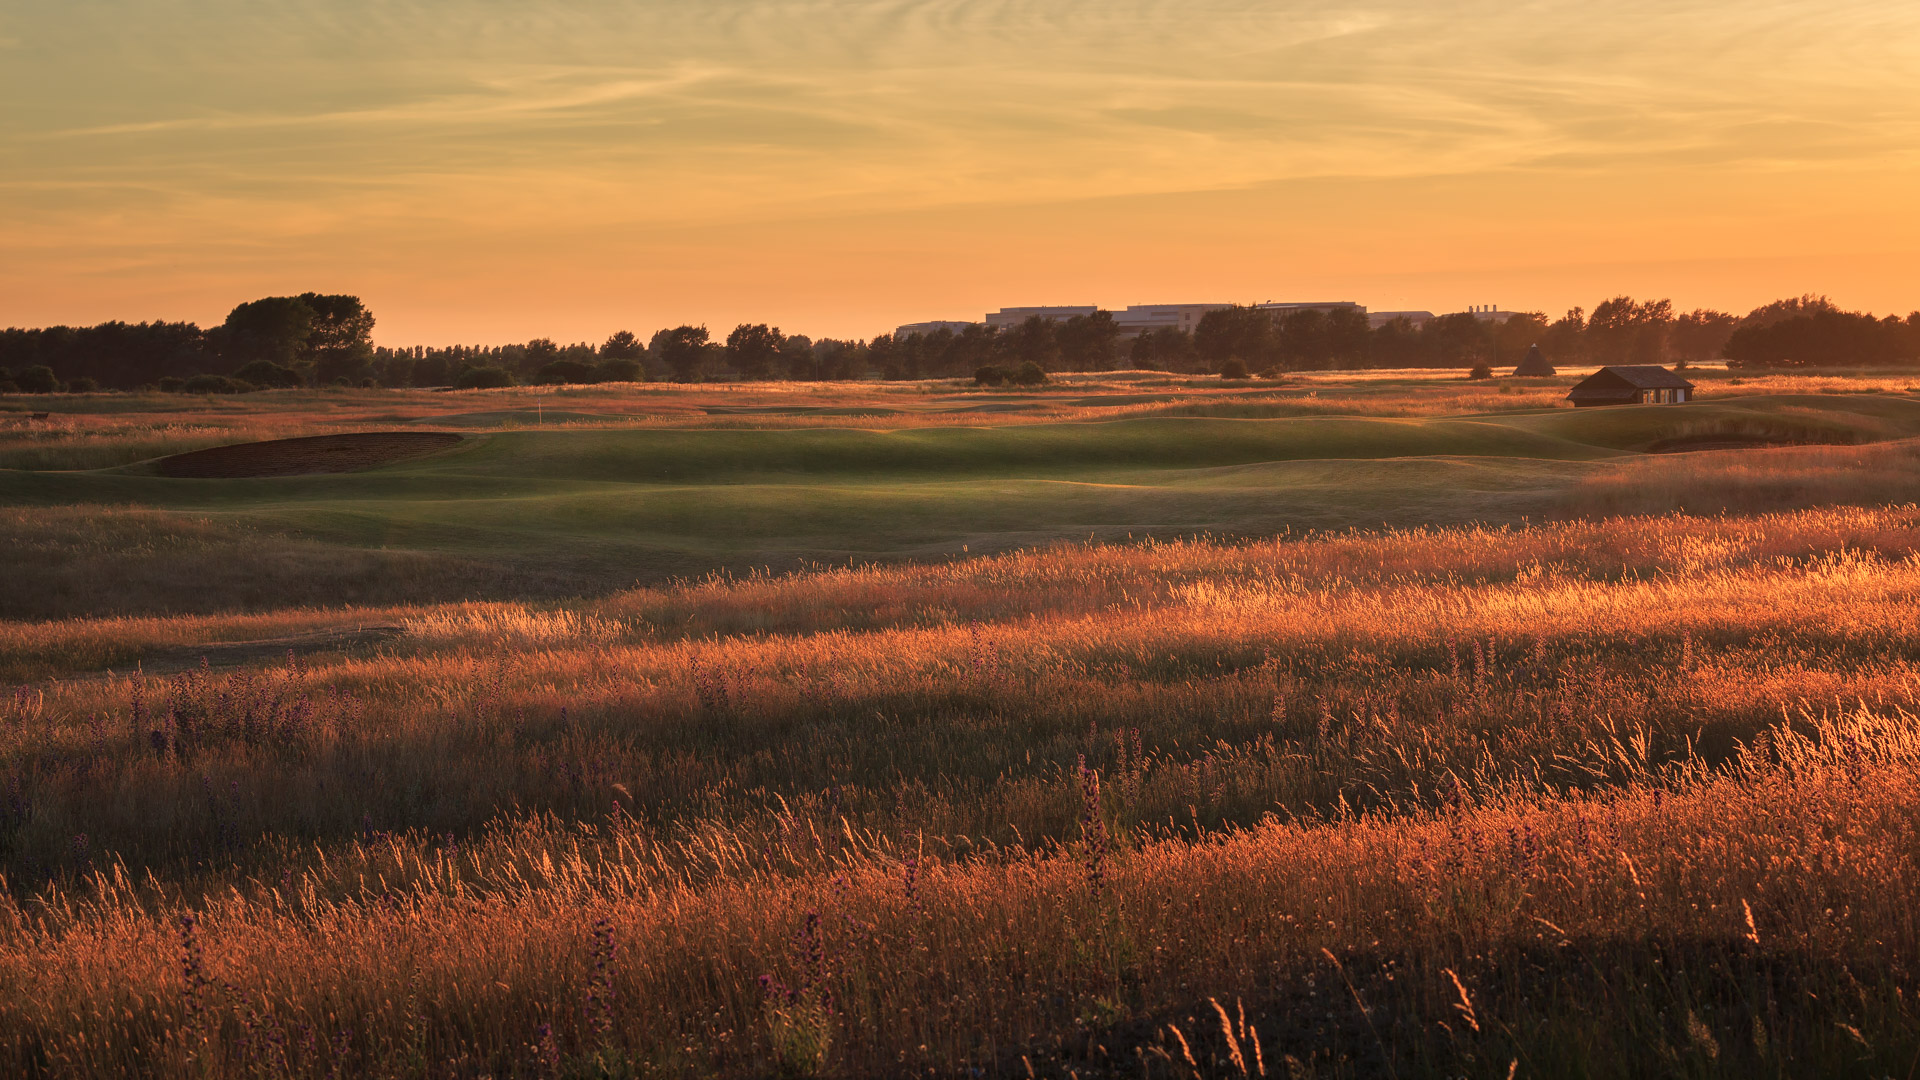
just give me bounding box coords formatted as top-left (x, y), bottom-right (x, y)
top-left (454, 366), bottom-right (515, 389)
top-left (232, 360), bottom-right (305, 389)
top-left (300, 294), bottom-right (376, 384)
top-left (1128, 327), bottom-right (1193, 371)
top-left (1008, 361), bottom-right (1048, 386)
top-left (1540, 307), bottom-right (1587, 365)
top-left (601, 330), bottom-right (644, 360)
top-left (1422, 313), bottom-right (1489, 367)
top-left (594, 358), bottom-right (644, 383)
top-left (534, 358), bottom-right (599, 384)
top-left (658, 326), bottom-right (711, 382)
top-left (1586, 296), bottom-right (1672, 364)
top-left (1057, 311), bottom-right (1120, 371)
top-left (726, 323), bottom-right (785, 380)
top-left (1670, 309), bottom-right (1738, 365)
top-left (212, 298), bottom-right (313, 370)
top-left (1003, 317), bottom-right (1061, 371)
top-left (1724, 306), bottom-right (1913, 368)
top-left (13, 365), bottom-right (60, 393)
top-left (1194, 307), bottom-right (1272, 372)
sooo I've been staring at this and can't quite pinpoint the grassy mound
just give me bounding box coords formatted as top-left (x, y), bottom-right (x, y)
top-left (154, 432), bottom-right (463, 478)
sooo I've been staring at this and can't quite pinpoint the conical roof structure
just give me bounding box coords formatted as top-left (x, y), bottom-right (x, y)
top-left (1512, 344), bottom-right (1555, 377)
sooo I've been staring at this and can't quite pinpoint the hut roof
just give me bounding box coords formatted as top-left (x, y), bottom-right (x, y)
top-left (1576, 365), bottom-right (1694, 390)
top-left (1512, 344), bottom-right (1555, 377)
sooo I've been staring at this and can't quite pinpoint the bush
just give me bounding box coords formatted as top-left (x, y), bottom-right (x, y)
top-left (974, 365), bottom-right (1008, 387)
top-left (12, 365), bottom-right (61, 394)
top-left (1468, 363), bottom-right (1493, 380)
top-left (1009, 361), bottom-right (1048, 387)
top-left (63, 376), bottom-right (99, 394)
top-left (183, 374), bottom-right (253, 394)
top-left (156, 376), bottom-right (186, 393)
top-left (233, 360), bottom-right (306, 389)
top-left (454, 366), bottom-right (515, 390)
top-left (1219, 358), bottom-right (1249, 380)
top-left (534, 359), bottom-right (600, 385)
top-left (594, 358), bottom-right (644, 384)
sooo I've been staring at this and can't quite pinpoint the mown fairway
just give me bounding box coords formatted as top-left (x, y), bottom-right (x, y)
top-left (8, 378), bottom-right (1920, 1078)
top-left (6, 388), bottom-right (1918, 619)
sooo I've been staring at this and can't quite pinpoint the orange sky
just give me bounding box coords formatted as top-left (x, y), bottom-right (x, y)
top-left (4, 1), bottom-right (1918, 344)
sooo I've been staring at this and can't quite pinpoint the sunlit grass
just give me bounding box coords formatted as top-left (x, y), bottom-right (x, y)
top-left (5, 504), bottom-right (1920, 1074)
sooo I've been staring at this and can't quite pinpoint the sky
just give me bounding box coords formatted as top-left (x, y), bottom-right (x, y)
top-left (4, 0), bottom-right (1919, 344)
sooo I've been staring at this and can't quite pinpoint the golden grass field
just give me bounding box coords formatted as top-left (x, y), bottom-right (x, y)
top-left (8, 372), bottom-right (1920, 1077)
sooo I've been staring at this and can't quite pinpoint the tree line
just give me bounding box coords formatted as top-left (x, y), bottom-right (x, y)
top-left (4, 292), bottom-right (1918, 394)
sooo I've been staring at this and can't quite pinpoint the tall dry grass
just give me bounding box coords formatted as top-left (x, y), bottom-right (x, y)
top-left (1568, 437), bottom-right (1920, 517)
top-left (6, 507), bottom-right (1920, 1074)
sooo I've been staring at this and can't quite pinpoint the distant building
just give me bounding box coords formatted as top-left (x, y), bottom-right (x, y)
top-left (1567, 366), bottom-right (1693, 407)
top-left (1111, 303), bottom-right (1234, 336)
top-left (1255, 301), bottom-right (1366, 319)
top-left (984, 306), bottom-right (1098, 330)
top-left (894, 320), bottom-right (978, 339)
top-left (1512, 344), bottom-right (1556, 377)
top-left (1465, 305), bottom-right (1526, 325)
top-left (1368, 310), bottom-right (1435, 330)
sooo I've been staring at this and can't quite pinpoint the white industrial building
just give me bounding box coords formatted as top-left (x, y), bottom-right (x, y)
top-left (891, 299), bottom-right (1518, 340)
top-left (893, 320), bottom-right (980, 339)
top-left (983, 306), bottom-right (1099, 329)
top-left (1111, 303), bottom-right (1235, 334)
top-left (1253, 301), bottom-right (1366, 318)
top-left (1368, 310), bottom-right (1436, 329)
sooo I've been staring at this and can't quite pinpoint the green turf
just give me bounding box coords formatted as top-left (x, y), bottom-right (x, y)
top-left (4, 395), bottom-right (1915, 605)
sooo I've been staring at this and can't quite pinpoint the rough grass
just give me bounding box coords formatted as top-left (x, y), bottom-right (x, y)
top-left (7, 507), bottom-right (1920, 1075)
top-left (11, 381), bottom-right (1920, 1076)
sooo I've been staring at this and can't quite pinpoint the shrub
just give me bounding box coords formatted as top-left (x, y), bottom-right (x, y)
top-left (156, 376), bottom-right (186, 393)
top-left (1219, 358), bottom-right (1249, 380)
top-left (454, 366), bottom-right (516, 390)
top-left (974, 365), bottom-right (1008, 387)
top-left (534, 359), bottom-right (600, 385)
top-left (1009, 361), bottom-right (1048, 386)
top-left (63, 376), bottom-right (99, 394)
top-left (12, 365), bottom-right (61, 394)
top-left (594, 358), bottom-right (644, 384)
top-left (183, 374), bottom-right (253, 394)
top-left (232, 360), bottom-right (306, 389)
top-left (1468, 363), bottom-right (1493, 380)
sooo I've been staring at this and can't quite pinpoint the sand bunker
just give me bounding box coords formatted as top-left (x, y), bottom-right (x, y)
top-left (156, 432), bottom-right (463, 478)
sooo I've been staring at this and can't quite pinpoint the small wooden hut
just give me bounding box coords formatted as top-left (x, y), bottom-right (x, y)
top-left (1566, 365), bottom-right (1694, 407)
top-left (1511, 344), bottom-right (1555, 377)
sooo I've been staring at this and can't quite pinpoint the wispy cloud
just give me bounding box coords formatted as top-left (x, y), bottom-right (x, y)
top-left (3, 0), bottom-right (1918, 333)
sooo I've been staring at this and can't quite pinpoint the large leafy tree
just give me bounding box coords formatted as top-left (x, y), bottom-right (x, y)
top-left (1056, 311), bottom-right (1120, 372)
top-left (601, 330), bottom-right (644, 360)
top-left (214, 297), bottom-right (314, 369)
top-left (1586, 296), bottom-right (1672, 364)
top-left (725, 323), bottom-right (785, 380)
top-left (1193, 306), bottom-right (1273, 372)
top-left (210, 293), bottom-right (375, 384)
top-left (1002, 316), bottom-right (1060, 371)
top-left (658, 325), bottom-right (711, 382)
top-left (299, 293), bottom-right (376, 384)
